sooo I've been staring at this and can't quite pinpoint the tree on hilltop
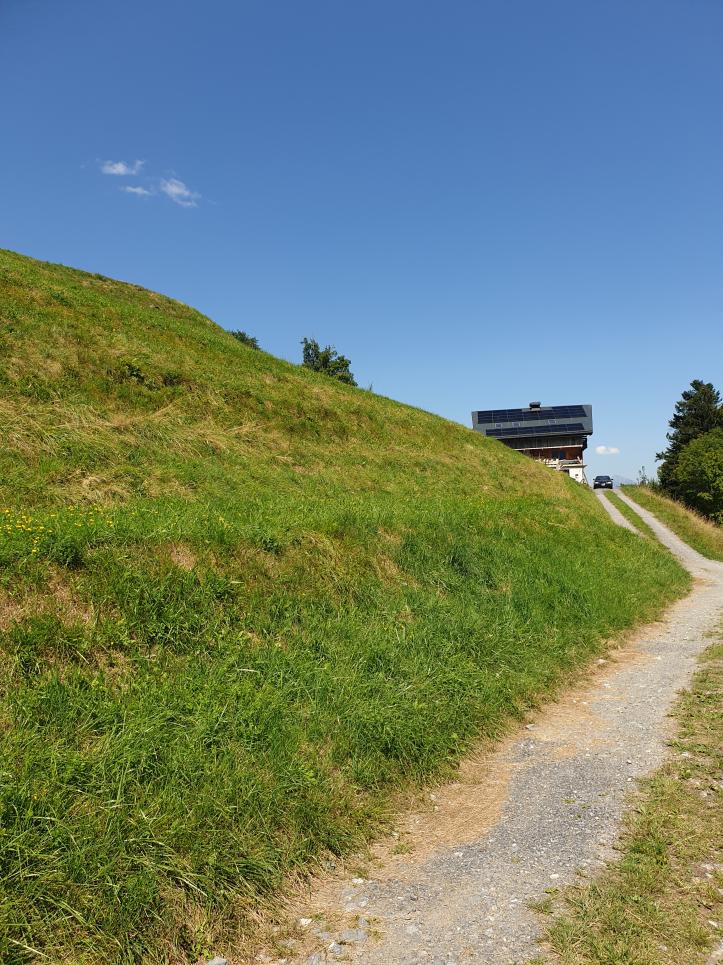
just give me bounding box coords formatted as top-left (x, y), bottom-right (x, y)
top-left (301, 337), bottom-right (357, 386)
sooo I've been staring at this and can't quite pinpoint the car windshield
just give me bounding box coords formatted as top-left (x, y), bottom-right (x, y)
top-left (596, 476), bottom-right (611, 481)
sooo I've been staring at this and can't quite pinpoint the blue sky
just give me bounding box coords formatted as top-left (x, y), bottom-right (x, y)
top-left (3, 0), bottom-right (722, 480)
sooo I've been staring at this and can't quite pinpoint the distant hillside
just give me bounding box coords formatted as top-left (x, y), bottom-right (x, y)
top-left (0, 249), bottom-right (689, 963)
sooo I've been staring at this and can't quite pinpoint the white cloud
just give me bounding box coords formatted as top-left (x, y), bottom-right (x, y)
top-left (96, 161), bottom-right (200, 208)
top-left (122, 185), bottom-right (152, 197)
top-left (160, 177), bottom-right (200, 207)
top-left (595, 445), bottom-right (620, 456)
top-left (101, 159), bottom-right (145, 176)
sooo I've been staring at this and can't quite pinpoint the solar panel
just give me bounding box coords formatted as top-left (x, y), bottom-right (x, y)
top-left (485, 423), bottom-right (586, 438)
top-left (475, 405), bottom-right (587, 425)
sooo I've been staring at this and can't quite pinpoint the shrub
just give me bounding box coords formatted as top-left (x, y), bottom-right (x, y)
top-left (672, 428), bottom-right (723, 522)
top-left (230, 330), bottom-right (260, 350)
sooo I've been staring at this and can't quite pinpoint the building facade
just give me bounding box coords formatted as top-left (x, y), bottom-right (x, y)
top-left (471, 402), bottom-right (593, 483)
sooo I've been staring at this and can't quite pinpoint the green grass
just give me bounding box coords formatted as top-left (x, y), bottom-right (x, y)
top-left (0, 248), bottom-right (691, 963)
top-left (541, 635), bottom-right (723, 964)
top-left (622, 486), bottom-right (723, 561)
top-left (604, 491), bottom-right (659, 541)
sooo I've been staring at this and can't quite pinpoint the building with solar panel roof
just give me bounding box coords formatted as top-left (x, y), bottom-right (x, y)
top-left (471, 401), bottom-right (593, 484)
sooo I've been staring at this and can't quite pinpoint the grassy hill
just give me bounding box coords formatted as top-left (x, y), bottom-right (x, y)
top-left (0, 249), bottom-right (689, 963)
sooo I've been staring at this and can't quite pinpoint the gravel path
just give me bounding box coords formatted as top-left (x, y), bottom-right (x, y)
top-left (267, 498), bottom-right (723, 965)
top-left (594, 489), bottom-right (637, 532)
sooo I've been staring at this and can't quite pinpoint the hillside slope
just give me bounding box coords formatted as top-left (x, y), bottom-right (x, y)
top-left (0, 249), bottom-right (689, 963)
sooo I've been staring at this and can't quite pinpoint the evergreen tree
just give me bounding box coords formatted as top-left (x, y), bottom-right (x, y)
top-left (657, 380), bottom-right (722, 494)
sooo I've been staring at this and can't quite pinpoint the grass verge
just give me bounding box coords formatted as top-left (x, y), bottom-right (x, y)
top-left (604, 491), bottom-right (659, 541)
top-left (540, 634), bottom-right (723, 964)
top-left (622, 486), bottom-right (723, 561)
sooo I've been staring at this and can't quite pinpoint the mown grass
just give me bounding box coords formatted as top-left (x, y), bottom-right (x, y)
top-left (0, 248), bottom-right (691, 963)
top-left (541, 635), bottom-right (723, 964)
top-left (604, 491), bottom-right (659, 541)
top-left (622, 486), bottom-right (723, 561)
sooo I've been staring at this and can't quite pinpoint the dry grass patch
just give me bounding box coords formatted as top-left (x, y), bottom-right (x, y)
top-left (168, 543), bottom-right (197, 571)
top-left (0, 569), bottom-right (94, 630)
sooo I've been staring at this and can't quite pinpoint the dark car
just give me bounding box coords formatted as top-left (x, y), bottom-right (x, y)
top-left (593, 475), bottom-right (613, 489)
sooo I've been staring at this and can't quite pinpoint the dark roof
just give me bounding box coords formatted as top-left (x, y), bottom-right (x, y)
top-left (472, 404), bottom-right (593, 441)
